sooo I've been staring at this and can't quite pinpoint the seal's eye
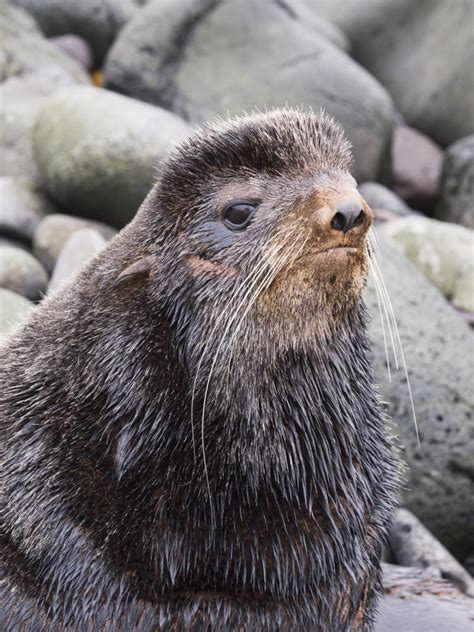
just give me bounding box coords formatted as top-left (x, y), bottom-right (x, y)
top-left (223, 203), bottom-right (256, 230)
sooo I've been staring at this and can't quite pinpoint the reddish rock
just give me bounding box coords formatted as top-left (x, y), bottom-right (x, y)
top-left (49, 34), bottom-right (93, 71)
top-left (390, 126), bottom-right (443, 212)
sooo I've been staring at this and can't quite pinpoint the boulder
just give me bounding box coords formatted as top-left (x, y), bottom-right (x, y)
top-left (435, 135), bottom-right (474, 229)
top-left (0, 288), bottom-right (35, 339)
top-left (103, 0), bottom-right (396, 182)
top-left (48, 229), bottom-right (107, 292)
top-left (33, 86), bottom-right (190, 227)
top-left (389, 509), bottom-right (474, 596)
top-left (9, 0), bottom-right (139, 66)
top-left (358, 182), bottom-right (411, 222)
top-left (364, 238), bottom-right (474, 559)
top-left (33, 214), bottom-right (116, 273)
top-left (0, 4), bottom-right (89, 181)
top-left (312, 0), bottom-right (474, 146)
top-left (389, 126), bottom-right (443, 212)
top-left (377, 564), bottom-right (474, 632)
top-left (0, 246), bottom-right (48, 300)
top-left (380, 216), bottom-right (474, 312)
top-left (0, 177), bottom-right (55, 243)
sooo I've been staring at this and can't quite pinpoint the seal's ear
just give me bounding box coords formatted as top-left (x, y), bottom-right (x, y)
top-left (113, 256), bottom-right (153, 289)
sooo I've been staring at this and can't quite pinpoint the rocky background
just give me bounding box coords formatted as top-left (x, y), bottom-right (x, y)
top-left (1, 0), bottom-right (473, 625)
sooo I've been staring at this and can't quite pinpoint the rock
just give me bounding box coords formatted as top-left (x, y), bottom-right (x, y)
top-left (389, 126), bottom-right (443, 212)
top-left (314, 0), bottom-right (474, 146)
top-left (377, 564), bottom-right (474, 632)
top-left (0, 4), bottom-right (88, 84)
top-left (0, 4), bottom-right (89, 181)
top-left (34, 86), bottom-right (190, 227)
top-left (272, 0), bottom-right (350, 52)
top-left (49, 34), bottom-right (93, 70)
top-left (9, 0), bottom-right (139, 66)
top-left (33, 214), bottom-right (116, 273)
top-left (364, 238), bottom-right (474, 559)
top-left (389, 509), bottom-right (474, 596)
top-left (0, 237), bottom-right (30, 252)
top-left (103, 0), bottom-right (396, 182)
top-left (48, 229), bottom-right (107, 292)
top-left (435, 135), bottom-right (474, 229)
top-left (380, 216), bottom-right (474, 312)
top-left (0, 177), bottom-right (55, 243)
top-left (358, 182), bottom-right (411, 222)
top-left (0, 288), bottom-right (35, 338)
top-left (0, 246), bottom-right (48, 300)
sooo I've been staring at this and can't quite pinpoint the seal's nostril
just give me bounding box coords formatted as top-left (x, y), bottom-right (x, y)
top-left (331, 212), bottom-right (347, 232)
top-left (331, 203), bottom-right (365, 233)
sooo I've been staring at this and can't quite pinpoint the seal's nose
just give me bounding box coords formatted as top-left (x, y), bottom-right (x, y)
top-left (331, 202), bottom-right (365, 234)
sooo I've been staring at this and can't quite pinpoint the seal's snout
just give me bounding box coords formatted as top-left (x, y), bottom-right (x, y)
top-left (331, 202), bottom-right (365, 234)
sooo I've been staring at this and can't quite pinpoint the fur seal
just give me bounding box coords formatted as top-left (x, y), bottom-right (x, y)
top-left (1, 109), bottom-right (399, 631)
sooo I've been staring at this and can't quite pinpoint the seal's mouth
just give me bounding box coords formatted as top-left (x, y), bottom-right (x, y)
top-left (315, 245), bottom-right (359, 256)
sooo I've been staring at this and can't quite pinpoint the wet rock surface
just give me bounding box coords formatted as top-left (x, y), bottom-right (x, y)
top-left (377, 564), bottom-right (474, 632)
top-left (33, 213), bottom-right (116, 273)
top-left (435, 135), bottom-right (474, 229)
top-left (10, 0), bottom-right (139, 66)
top-left (48, 228), bottom-right (106, 292)
top-left (0, 177), bottom-right (55, 243)
top-left (0, 245), bottom-right (48, 300)
top-left (103, 0), bottom-right (396, 182)
top-left (380, 216), bottom-right (474, 312)
top-left (312, 0), bottom-right (474, 146)
top-left (0, 287), bottom-right (35, 338)
top-left (33, 86), bottom-right (190, 227)
top-left (0, 3), bottom-right (89, 181)
top-left (389, 509), bottom-right (474, 596)
top-left (365, 238), bottom-right (474, 559)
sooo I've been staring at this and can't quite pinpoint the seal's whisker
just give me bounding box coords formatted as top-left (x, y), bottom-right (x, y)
top-left (223, 229), bottom-right (311, 395)
top-left (369, 258), bottom-right (398, 371)
top-left (370, 247), bottom-right (420, 446)
top-left (196, 228), bottom-right (298, 524)
top-left (369, 260), bottom-right (392, 382)
top-left (190, 229), bottom-right (292, 459)
top-left (221, 226), bottom-right (301, 388)
top-left (224, 229), bottom-right (307, 369)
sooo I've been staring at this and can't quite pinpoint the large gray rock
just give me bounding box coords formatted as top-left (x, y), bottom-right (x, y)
top-left (0, 246), bottom-right (48, 300)
top-left (10, 0), bottom-right (139, 65)
top-left (310, 0), bottom-right (474, 146)
top-left (364, 238), bottom-right (474, 559)
top-left (0, 288), bottom-right (35, 339)
top-left (34, 86), bottom-right (190, 227)
top-left (48, 229), bottom-right (107, 292)
top-left (380, 216), bottom-right (474, 312)
top-left (0, 4), bottom-right (89, 181)
top-left (103, 0), bottom-right (396, 182)
top-left (0, 177), bottom-right (55, 243)
top-left (33, 214), bottom-right (116, 273)
top-left (435, 135), bottom-right (474, 229)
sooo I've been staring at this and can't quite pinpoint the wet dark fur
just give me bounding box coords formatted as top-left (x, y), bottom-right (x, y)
top-left (1, 110), bottom-right (399, 631)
